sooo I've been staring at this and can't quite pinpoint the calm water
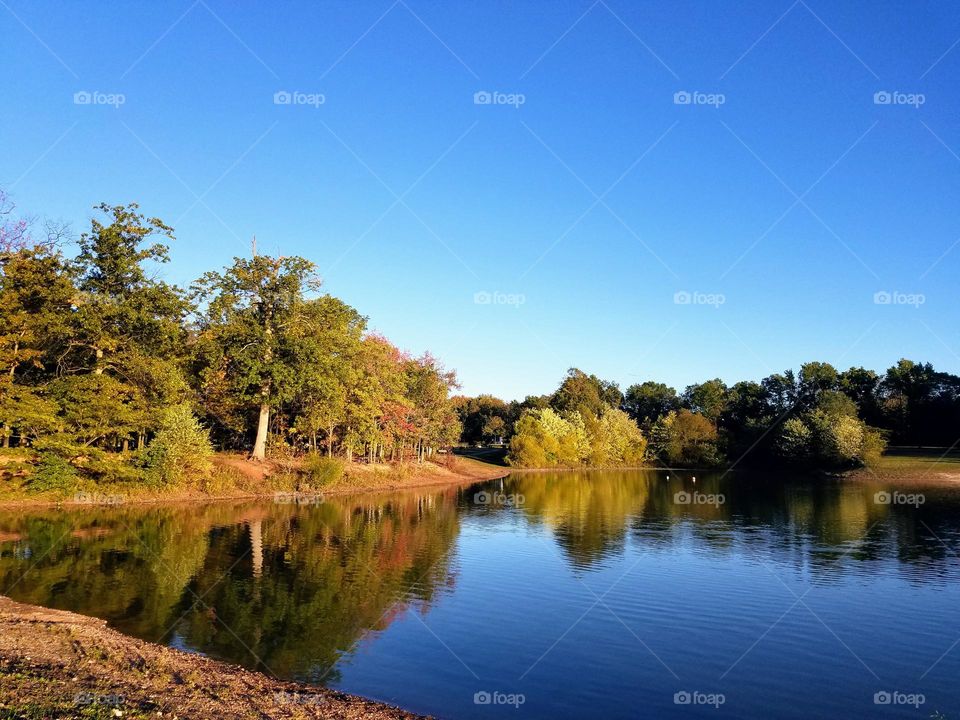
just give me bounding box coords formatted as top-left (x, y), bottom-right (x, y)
top-left (2, 470), bottom-right (959, 719)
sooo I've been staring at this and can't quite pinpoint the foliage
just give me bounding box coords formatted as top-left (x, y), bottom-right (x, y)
top-left (649, 409), bottom-right (720, 467)
top-left (302, 453), bottom-right (344, 487)
top-left (30, 453), bottom-right (79, 494)
top-left (144, 404), bottom-right (213, 484)
top-left (588, 407), bottom-right (648, 465)
top-left (0, 190), bottom-right (464, 484)
top-left (774, 392), bottom-right (886, 470)
top-left (623, 381), bottom-right (679, 428)
top-left (508, 407), bottom-right (590, 467)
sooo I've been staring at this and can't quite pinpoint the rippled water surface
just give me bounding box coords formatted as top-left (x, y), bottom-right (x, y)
top-left (2, 470), bottom-right (959, 718)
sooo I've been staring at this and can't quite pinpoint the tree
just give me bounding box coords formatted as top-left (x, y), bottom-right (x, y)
top-left (682, 379), bottom-right (728, 422)
top-left (73, 203), bottom-right (187, 375)
top-left (588, 407), bottom-right (647, 465)
top-left (453, 394), bottom-right (513, 444)
top-left (193, 254), bottom-right (320, 460)
top-left (0, 190), bottom-right (30, 254)
top-left (145, 403), bottom-right (213, 484)
top-left (797, 361), bottom-right (839, 405)
top-left (623, 381), bottom-right (679, 428)
top-left (839, 367), bottom-right (881, 423)
top-left (650, 409), bottom-right (720, 467)
top-left (291, 296), bottom-right (365, 454)
top-left (551, 368), bottom-right (620, 419)
top-left (0, 244), bottom-right (75, 447)
top-left (508, 408), bottom-right (588, 467)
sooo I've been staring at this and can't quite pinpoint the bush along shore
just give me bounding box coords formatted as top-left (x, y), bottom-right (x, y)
top-left (0, 595), bottom-right (430, 719)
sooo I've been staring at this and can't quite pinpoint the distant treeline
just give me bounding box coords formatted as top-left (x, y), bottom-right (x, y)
top-left (0, 194), bottom-right (460, 488)
top-left (456, 361), bottom-right (960, 470)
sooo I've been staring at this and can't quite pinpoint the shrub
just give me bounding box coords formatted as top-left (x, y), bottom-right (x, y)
top-left (302, 452), bottom-right (343, 487)
top-left (144, 404), bottom-right (213, 485)
top-left (29, 453), bottom-right (79, 494)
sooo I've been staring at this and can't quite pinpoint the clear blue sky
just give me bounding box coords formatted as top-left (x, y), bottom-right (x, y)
top-left (3, 0), bottom-right (959, 400)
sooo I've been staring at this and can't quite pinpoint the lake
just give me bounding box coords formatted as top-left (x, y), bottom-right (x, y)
top-left (1, 470), bottom-right (958, 718)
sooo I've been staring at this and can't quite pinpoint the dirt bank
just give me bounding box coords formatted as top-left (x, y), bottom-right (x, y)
top-left (0, 454), bottom-right (509, 509)
top-left (0, 595), bottom-right (429, 719)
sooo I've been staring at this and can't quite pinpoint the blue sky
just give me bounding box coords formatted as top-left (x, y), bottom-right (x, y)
top-left (3, 0), bottom-right (959, 400)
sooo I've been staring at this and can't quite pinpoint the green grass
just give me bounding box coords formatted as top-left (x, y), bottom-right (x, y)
top-left (865, 447), bottom-right (960, 477)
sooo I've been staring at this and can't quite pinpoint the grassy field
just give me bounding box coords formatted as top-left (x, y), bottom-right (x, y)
top-left (857, 447), bottom-right (960, 480)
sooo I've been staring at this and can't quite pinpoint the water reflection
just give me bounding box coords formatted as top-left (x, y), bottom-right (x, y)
top-left (1, 470), bottom-right (959, 688)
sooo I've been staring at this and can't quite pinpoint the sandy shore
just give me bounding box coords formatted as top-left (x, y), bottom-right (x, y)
top-left (0, 595), bottom-right (430, 719)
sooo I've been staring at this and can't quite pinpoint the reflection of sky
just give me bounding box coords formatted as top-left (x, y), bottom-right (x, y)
top-left (330, 475), bottom-right (960, 720)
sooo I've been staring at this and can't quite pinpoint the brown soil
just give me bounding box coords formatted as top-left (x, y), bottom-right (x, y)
top-left (0, 455), bottom-right (509, 509)
top-left (0, 595), bottom-right (429, 719)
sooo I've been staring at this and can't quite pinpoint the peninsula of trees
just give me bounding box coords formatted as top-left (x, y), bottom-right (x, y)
top-left (0, 196), bottom-right (460, 491)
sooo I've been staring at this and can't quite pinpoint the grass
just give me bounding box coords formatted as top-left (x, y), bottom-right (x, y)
top-left (861, 447), bottom-right (960, 479)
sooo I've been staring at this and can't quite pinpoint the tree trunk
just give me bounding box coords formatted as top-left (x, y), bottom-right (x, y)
top-left (252, 402), bottom-right (270, 460)
top-left (326, 425), bottom-right (334, 457)
top-left (1, 426), bottom-right (8, 449)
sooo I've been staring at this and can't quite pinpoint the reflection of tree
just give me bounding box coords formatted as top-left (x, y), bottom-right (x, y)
top-left (169, 491), bottom-right (460, 681)
top-left (469, 471), bottom-right (960, 583)
top-left (505, 471), bottom-right (650, 569)
top-left (3, 473), bottom-right (960, 685)
top-left (0, 506), bottom-right (215, 637)
top-left (0, 490), bottom-right (461, 684)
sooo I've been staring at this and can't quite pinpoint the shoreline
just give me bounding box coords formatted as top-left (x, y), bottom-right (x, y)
top-left (0, 454), bottom-right (510, 510)
top-left (0, 595), bottom-right (431, 719)
top-left (3, 453), bottom-right (957, 510)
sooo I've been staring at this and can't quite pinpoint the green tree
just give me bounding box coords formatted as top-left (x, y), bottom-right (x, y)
top-left (623, 381), bottom-right (679, 428)
top-left (682, 379), bottom-right (728, 422)
top-left (145, 403), bottom-right (213, 484)
top-left (193, 254), bottom-right (320, 460)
